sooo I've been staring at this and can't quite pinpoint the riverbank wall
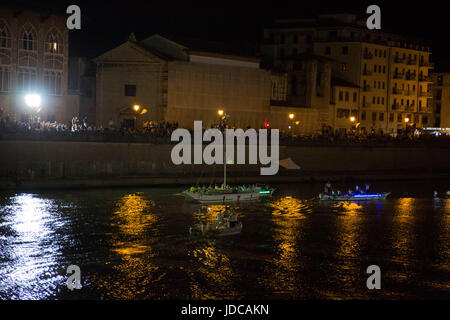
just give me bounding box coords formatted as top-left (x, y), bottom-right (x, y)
top-left (1, 140), bottom-right (449, 190)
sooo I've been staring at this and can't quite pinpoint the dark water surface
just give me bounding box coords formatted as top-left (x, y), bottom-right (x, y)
top-left (0, 181), bottom-right (449, 300)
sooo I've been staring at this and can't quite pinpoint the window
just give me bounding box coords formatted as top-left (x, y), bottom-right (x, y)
top-left (17, 68), bottom-right (37, 91)
top-left (374, 65), bottom-right (377, 72)
top-left (345, 92), bottom-right (349, 101)
top-left (280, 34), bottom-right (285, 44)
top-left (125, 84), bottom-right (136, 96)
top-left (372, 96), bottom-right (376, 104)
top-left (325, 47), bottom-right (331, 55)
top-left (389, 113), bottom-right (394, 122)
top-left (397, 114), bottom-right (402, 122)
top-left (422, 116), bottom-right (428, 124)
top-left (44, 70), bottom-right (62, 95)
top-left (372, 112), bottom-right (377, 121)
top-left (0, 66), bottom-right (10, 92)
top-left (383, 66), bottom-right (386, 73)
top-left (342, 46), bottom-right (348, 55)
top-left (20, 24), bottom-right (36, 51)
top-left (341, 63), bottom-right (348, 71)
top-left (45, 28), bottom-right (63, 54)
top-left (381, 97), bottom-right (384, 104)
top-left (353, 92), bottom-right (357, 102)
top-left (361, 111), bottom-right (366, 120)
top-left (0, 20), bottom-right (11, 48)
top-left (338, 91), bottom-right (343, 101)
top-left (379, 112), bottom-right (384, 121)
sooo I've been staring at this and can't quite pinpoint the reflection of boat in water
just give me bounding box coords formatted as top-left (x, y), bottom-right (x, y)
top-left (189, 210), bottom-right (243, 237)
top-left (319, 192), bottom-right (391, 201)
top-left (182, 184), bottom-right (274, 204)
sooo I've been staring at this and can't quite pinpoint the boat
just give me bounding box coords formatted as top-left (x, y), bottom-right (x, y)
top-left (318, 192), bottom-right (391, 201)
top-left (182, 184), bottom-right (274, 204)
top-left (189, 211), bottom-right (243, 236)
top-left (181, 113), bottom-right (274, 204)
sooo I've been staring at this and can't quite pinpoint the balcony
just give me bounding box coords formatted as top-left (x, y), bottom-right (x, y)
top-left (393, 73), bottom-right (404, 79)
top-left (394, 57), bottom-right (405, 63)
top-left (405, 74), bottom-right (416, 80)
top-left (392, 88), bottom-right (403, 95)
top-left (419, 91), bottom-right (432, 98)
top-left (419, 61), bottom-right (434, 68)
top-left (363, 69), bottom-right (372, 76)
top-left (406, 59), bottom-right (417, 65)
top-left (363, 52), bottom-right (373, 60)
top-left (362, 85), bottom-right (371, 92)
top-left (362, 102), bottom-right (371, 108)
top-left (404, 90), bottom-right (414, 96)
top-left (418, 75), bottom-right (432, 82)
top-left (404, 106), bottom-right (415, 112)
top-left (391, 103), bottom-right (400, 110)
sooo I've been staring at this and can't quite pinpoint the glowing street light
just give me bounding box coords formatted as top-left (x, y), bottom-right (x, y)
top-left (133, 104), bottom-right (141, 112)
top-left (404, 117), bottom-right (410, 123)
top-left (350, 116), bottom-right (356, 122)
top-left (289, 113), bottom-right (295, 120)
top-left (218, 109), bottom-right (224, 116)
top-left (25, 94), bottom-right (41, 108)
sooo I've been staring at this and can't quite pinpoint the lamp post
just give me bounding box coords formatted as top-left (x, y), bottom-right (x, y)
top-left (288, 113), bottom-right (295, 132)
top-left (25, 94), bottom-right (41, 124)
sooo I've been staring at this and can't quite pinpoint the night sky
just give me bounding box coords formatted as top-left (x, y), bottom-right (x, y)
top-left (4, 0), bottom-right (450, 69)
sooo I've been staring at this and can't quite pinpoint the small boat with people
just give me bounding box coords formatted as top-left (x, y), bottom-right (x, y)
top-left (182, 184), bottom-right (274, 204)
top-left (189, 209), bottom-right (243, 237)
top-left (318, 182), bottom-right (391, 201)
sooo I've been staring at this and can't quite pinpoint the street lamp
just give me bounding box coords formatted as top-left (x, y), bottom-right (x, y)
top-left (133, 104), bottom-right (141, 112)
top-left (289, 113), bottom-right (295, 120)
top-left (25, 94), bottom-right (41, 109)
top-left (350, 116), bottom-right (356, 123)
top-left (218, 109), bottom-right (224, 116)
top-left (404, 117), bottom-right (410, 123)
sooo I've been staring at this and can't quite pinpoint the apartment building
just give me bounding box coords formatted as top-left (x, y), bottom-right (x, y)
top-left (262, 14), bottom-right (433, 134)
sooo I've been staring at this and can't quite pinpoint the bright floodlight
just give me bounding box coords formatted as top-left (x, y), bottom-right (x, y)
top-left (25, 94), bottom-right (41, 108)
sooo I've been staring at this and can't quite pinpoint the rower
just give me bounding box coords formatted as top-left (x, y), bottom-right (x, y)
top-left (355, 185), bottom-right (360, 194)
top-left (434, 191), bottom-right (439, 198)
top-left (365, 184), bottom-right (370, 193)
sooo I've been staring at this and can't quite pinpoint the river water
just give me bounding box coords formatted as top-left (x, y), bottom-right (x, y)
top-left (0, 181), bottom-right (448, 300)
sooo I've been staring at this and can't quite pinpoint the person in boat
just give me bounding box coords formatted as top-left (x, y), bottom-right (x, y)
top-left (355, 185), bottom-right (360, 194)
top-left (434, 191), bottom-right (439, 198)
top-left (229, 212), bottom-right (238, 228)
top-left (365, 184), bottom-right (370, 193)
top-left (324, 181), bottom-right (332, 195)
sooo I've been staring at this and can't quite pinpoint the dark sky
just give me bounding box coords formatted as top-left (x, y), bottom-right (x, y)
top-left (5, 0), bottom-right (450, 69)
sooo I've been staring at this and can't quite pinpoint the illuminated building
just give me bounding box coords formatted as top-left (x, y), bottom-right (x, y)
top-left (0, 7), bottom-right (78, 123)
top-left (261, 14), bottom-right (434, 134)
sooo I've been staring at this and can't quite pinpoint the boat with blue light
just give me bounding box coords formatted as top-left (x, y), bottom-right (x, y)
top-left (318, 192), bottom-right (391, 201)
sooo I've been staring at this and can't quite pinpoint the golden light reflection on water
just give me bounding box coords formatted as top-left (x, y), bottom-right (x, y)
top-left (270, 196), bottom-right (311, 217)
top-left (188, 205), bottom-right (239, 299)
top-left (260, 196), bottom-right (311, 294)
top-left (91, 193), bottom-right (161, 299)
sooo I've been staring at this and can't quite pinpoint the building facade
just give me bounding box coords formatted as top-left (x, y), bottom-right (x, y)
top-left (0, 7), bottom-right (77, 123)
top-left (431, 73), bottom-right (450, 129)
top-left (262, 14), bottom-right (434, 134)
top-left (94, 34), bottom-right (321, 133)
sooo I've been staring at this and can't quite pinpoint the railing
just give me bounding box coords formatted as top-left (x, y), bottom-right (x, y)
top-left (393, 73), bottom-right (404, 79)
top-left (418, 76), bottom-right (432, 82)
top-left (406, 59), bottom-right (417, 65)
top-left (362, 85), bottom-right (371, 92)
top-left (394, 57), bottom-right (405, 63)
top-left (363, 70), bottom-right (372, 76)
top-left (419, 91), bottom-right (432, 98)
top-left (391, 103), bottom-right (400, 110)
top-left (362, 102), bottom-right (371, 108)
top-left (419, 61), bottom-right (434, 68)
top-left (405, 74), bottom-right (416, 80)
top-left (392, 89), bottom-right (403, 95)
top-left (363, 52), bottom-right (373, 59)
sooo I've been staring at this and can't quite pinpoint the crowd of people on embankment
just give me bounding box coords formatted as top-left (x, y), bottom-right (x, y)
top-left (1, 109), bottom-right (450, 146)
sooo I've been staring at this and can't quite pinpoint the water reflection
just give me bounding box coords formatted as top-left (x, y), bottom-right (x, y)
top-left (0, 194), bottom-right (63, 299)
top-left (89, 193), bottom-right (161, 299)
